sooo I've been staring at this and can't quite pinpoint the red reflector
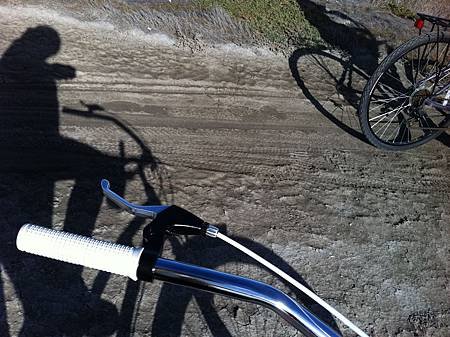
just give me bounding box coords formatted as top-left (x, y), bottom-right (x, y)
top-left (415, 19), bottom-right (424, 29)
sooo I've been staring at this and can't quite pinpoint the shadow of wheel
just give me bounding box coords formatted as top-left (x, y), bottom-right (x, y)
top-left (289, 48), bottom-right (371, 144)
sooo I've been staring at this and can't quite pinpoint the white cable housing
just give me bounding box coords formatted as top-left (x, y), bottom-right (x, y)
top-left (216, 232), bottom-right (370, 337)
top-left (16, 224), bottom-right (143, 280)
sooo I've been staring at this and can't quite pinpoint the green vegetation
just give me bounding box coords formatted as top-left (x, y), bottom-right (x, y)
top-left (386, 1), bottom-right (415, 19)
top-left (194, 0), bottom-right (322, 48)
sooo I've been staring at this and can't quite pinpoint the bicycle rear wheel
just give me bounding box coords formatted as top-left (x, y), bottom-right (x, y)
top-left (358, 32), bottom-right (450, 150)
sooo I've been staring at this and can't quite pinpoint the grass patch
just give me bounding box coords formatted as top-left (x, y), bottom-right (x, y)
top-left (386, 2), bottom-right (415, 19)
top-left (194, 0), bottom-right (322, 48)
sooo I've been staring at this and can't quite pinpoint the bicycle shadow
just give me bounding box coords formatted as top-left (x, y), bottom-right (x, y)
top-left (289, 0), bottom-right (382, 144)
top-left (151, 226), bottom-right (341, 337)
top-left (290, 48), bottom-right (370, 144)
top-left (0, 25), bottom-right (164, 337)
top-left (436, 133), bottom-right (450, 147)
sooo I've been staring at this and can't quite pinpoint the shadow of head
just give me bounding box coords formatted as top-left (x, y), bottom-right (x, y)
top-left (2, 25), bottom-right (61, 66)
top-left (22, 25), bottom-right (61, 58)
top-left (1, 25), bottom-right (76, 81)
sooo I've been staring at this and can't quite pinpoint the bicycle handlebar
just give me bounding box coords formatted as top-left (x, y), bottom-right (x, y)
top-left (16, 224), bottom-right (341, 337)
top-left (16, 224), bottom-right (144, 280)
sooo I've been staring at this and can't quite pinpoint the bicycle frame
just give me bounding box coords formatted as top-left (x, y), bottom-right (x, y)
top-left (153, 258), bottom-right (341, 337)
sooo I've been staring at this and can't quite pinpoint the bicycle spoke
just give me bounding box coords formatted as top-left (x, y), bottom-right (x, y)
top-left (371, 113), bottom-right (391, 130)
top-left (370, 91), bottom-right (408, 102)
top-left (372, 101), bottom-right (410, 137)
top-left (376, 79), bottom-right (409, 98)
top-left (399, 59), bottom-right (415, 87)
top-left (370, 107), bottom-right (400, 128)
top-left (415, 42), bottom-right (427, 83)
top-left (429, 44), bottom-right (448, 76)
top-left (369, 110), bottom-right (391, 122)
top-left (431, 66), bottom-right (450, 96)
top-left (370, 95), bottom-right (408, 104)
top-left (383, 69), bottom-right (410, 88)
top-left (387, 118), bottom-right (406, 143)
top-left (377, 109), bottom-right (402, 139)
top-left (434, 69), bottom-right (450, 83)
top-left (418, 63), bottom-right (450, 87)
top-left (429, 73), bottom-right (450, 96)
top-left (372, 103), bottom-right (407, 134)
top-left (401, 122), bottom-right (411, 143)
top-left (421, 114), bottom-right (431, 132)
top-left (419, 41), bottom-right (437, 78)
top-left (368, 97), bottom-right (408, 115)
top-left (369, 102), bottom-right (409, 121)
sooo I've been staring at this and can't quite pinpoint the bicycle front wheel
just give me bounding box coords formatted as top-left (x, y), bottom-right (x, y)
top-left (359, 32), bottom-right (450, 150)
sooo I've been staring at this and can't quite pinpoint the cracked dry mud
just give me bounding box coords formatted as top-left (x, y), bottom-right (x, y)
top-left (0, 5), bottom-right (449, 337)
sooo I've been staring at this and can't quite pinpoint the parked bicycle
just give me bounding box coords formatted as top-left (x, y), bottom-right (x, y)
top-left (358, 13), bottom-right (450, 150)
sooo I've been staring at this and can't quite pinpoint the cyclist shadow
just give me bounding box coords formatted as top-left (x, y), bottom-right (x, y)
top-left (0, 25), bottom-right (164, 337)
top-left (289, 0), bottom-right (383, 144)
top-left (151, 226), bottom-right (341, 337)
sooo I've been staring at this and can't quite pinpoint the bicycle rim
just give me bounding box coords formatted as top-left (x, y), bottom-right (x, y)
top-left (360, 33), bottom-right (450, 150)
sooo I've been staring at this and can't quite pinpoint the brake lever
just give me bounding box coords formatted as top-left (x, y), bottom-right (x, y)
top-left (100, 179), bottom-right (216, 282)
top-left (101, 179), bottom-right (169, 218)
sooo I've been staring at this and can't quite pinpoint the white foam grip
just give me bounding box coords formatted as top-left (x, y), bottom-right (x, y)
top-left (16, 224), bottom-right (144, 280)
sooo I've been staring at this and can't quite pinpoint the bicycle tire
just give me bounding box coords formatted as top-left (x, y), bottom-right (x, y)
top-left (358, 32), bottom-right (450, 150)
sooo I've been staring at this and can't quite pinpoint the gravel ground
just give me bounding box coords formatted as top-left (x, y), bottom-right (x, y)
top-left (0, 4), bottom-right (449, 337)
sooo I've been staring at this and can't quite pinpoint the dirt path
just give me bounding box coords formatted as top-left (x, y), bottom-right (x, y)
top-left (0, 5), bottom-right (449, 337)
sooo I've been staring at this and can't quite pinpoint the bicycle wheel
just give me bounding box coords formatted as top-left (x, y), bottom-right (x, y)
top-left (359, 32), bottom-right (450, 150)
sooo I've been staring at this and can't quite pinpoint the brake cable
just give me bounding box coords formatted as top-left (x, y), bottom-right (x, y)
top-left (101, 179), bottom-right (371, 337)
top-left (208, 229), bottom-right (370, 337)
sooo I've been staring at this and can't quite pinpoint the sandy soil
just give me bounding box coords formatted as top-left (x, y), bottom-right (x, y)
top-left (0, 5), bottom-right (449, 337)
